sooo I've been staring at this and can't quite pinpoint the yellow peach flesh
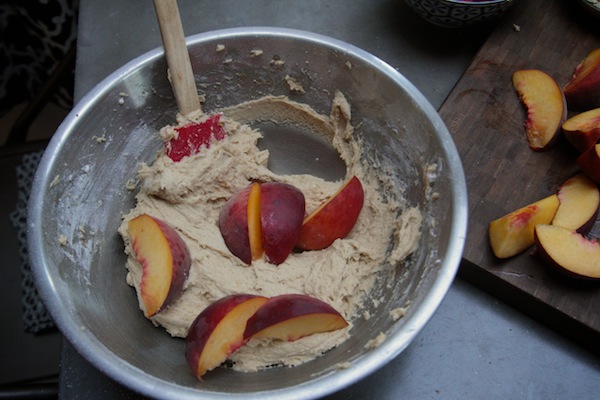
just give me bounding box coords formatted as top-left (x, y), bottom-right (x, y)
top-left (552, 173), bottom-right (600, 232)
top-left (128, 215), bottom-right (173, 317)
top-left (535, 224), bottom-right (600, 279)
top-left (489, 194), bottom-right (560, 258)
top-left (247, 182), bottom-right (263, 261)
top-left (512, 70), bottom-right (566, 150)
top-left (250, 313), bottom-right (348, 341)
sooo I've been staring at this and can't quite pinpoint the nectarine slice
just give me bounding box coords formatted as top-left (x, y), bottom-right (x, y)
top-left (219, 182), bottom-right (306, 265)
top-left (128, 214), bottom-right (191, 317)
top-left (259, 182), bottom-right (305, 265)
top-left (562, 108), bottom-right (600, 152)
top-left (296, 176), bottom-right (364, 251)
top-left (488, 194), bottom-right (560, 258)
top-left (512, 69), bottom-right (567, 151)
top-left (563, 48), bottom-right (600, 111)
top-left (577, 143), bottom-right (600, 184)
top-left (534, 224), bottom-right (600, 280)
top-left (185, 294), bottom-right (269, 380)
top-left (247, 182), bottom-right (263, 261)
top-left (244, 294), bottom-right (348, 342)
top-left (552, 173), bottom-right (599, 234)
top-left (219, 185), bottom-right (252, 264)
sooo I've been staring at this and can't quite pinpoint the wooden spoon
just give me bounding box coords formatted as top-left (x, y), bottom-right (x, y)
top-left (153, 0), bottom-right (201, 116)
top-left (153, 0), bottom-right (227, 162)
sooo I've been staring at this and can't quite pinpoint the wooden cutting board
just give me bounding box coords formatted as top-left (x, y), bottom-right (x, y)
top-left (439, 0), bottom-right (600, 352)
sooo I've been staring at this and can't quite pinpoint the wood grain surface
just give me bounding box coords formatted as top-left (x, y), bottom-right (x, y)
top-left (439, 0), bottom-right (600, 351)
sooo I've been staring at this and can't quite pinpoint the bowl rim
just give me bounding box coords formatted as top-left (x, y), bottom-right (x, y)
top-left (28, 26), bottom-right (468, 399)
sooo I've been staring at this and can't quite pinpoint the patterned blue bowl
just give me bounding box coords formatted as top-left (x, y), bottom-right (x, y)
top-left (577, 0), bottom-right (600, 20)
top-left (404, 0), bottom-right (519, 28)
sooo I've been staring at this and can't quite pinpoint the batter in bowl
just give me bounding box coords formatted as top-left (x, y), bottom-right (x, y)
top-left (119, 91), bottom-right (422, 372)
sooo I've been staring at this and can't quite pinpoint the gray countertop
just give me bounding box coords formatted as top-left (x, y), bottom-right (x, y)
top-left (61, 0), bottom-right (600, 398)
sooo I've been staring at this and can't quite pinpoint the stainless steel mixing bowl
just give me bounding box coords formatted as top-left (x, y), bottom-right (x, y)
top-left (28, 27), bottom-right (467, 399)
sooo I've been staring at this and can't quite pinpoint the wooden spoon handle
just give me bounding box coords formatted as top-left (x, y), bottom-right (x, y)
top-left (153, 0), bottom-right (201, 116)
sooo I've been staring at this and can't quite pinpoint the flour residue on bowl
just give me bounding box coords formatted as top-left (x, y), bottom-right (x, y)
top-left (118, 91), bottom-right (422, 372)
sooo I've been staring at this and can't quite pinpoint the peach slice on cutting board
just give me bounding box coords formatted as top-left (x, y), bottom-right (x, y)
top-left (128, 214), bottom-right (191, 317)
top-left (488, 194), bottom-right (560, 258)
top-left (185, 294), bottom-right (269, 380)
top-left (512, 69), bottom-right (567, 151)
top-left (552, 173), bottom-right (600, 234)
top-left (296, 176), bottom-right (364, 251)
top-left (562, 107), bottom-right (600, 152)
top-left (577, 143), bottom-right (600, 184)
top-left (243, 294), bottom-right (348, 342)
top-left (534, 224), bottom-right (600, 280)
top-left (563, 48), bottom-right (600, 111)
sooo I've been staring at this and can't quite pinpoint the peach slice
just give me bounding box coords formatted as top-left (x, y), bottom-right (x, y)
top-left (512, 69), bottom-right (567, 151)
top-left (563, 48), bottom-right (600, 111)
top-left (260, 182), bottom-right (305, 265)
top-left (185, 294), bottom-right (269, 380)
top-left (488, 194), bottom-right (560, 258)
top-left (219, 185), bottom-right (253, 264)
top-left (247, 182), bottom-right (263, 261)
top-left (128, 214), bottom-right (191, 317)
top-left (243, 294), bottom-right (348, 342)
top-left (552, 173), bottom-right (600, 234)
top-left (562, 108), bottom-right (600, 152)
top-left (296, 176), bottom-right (364, 251)
top-left (534, 224), bottom-right (600, 280)
top-left (218, 182), bottom-right (305, 265)
top-left (577, 143), bottom-right (600, 184)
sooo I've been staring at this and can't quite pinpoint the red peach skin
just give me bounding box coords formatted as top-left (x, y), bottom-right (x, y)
top-left (563, 48), bottom-right (600, 111)
top-left (296, 176), bottom-right (364, 251)
top-left (219, 185), bottom-right (253, 264)
top-left (259, 182), bottom-right (305, 265)
top-left (577, 144), bottom-right (600, 184)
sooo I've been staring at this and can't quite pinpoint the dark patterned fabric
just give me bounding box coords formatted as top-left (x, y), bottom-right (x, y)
top-left (3, 0), bottom-right (78, 334)
top-left (0, 0), bottom-right (78, 117)
top-left (9, 150), bottom-right (56, 333)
